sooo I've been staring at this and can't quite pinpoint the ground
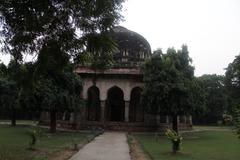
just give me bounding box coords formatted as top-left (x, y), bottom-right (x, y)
top-left (1, 123), bottom-right (240, 160)
top-left (70, 132), bottom-right (130, 160)
top-left (0, 124), bottom-right (92, 160)
top-left (128, 134), bottom-right (150, 160)
top-left (134, 126), bottom-right (240, 160)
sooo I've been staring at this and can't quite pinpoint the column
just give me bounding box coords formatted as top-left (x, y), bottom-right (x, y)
top-left (189, 115), bottom-right (193, 125)
top-left (100, 101), bottom-right (105, 122)
top-left (69, 112), bottom-right (75, 123)
top-left (125, 101), bottom-right (130, 122)
top-left (62, 112), bottom-right (66, 121)
top-left (166, 116), bottom-right (169, 124)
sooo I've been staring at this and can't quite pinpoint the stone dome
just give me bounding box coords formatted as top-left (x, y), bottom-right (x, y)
top-left (111, 26), bottom-right (151, 67)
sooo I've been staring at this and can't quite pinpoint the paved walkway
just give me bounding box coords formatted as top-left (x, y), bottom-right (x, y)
top-left (70, 132), bottom-right (131, 160)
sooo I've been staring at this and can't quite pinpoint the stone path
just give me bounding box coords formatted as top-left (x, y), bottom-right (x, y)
top-left (70, 132), bottom-right (131, 160)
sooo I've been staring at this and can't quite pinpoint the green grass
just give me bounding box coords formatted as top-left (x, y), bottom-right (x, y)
top-left (0, 125), bottom-right (91, 160)
top-left (135, 128), bottom-right (240, 160)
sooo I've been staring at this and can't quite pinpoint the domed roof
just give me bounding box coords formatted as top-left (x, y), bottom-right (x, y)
top-left (111, 26), bottom-right (151, 67)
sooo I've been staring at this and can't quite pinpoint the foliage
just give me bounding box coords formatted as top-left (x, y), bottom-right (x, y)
top-left (0, 60), bottom-right (36, 126)
top-left (165, 129), bottom-right (183, 153)
top-left (142, 45), bottom-right (205, 123)
top-left (225, 54), bottom-right (240, 114)
top-left (142, 45), bottom-right (205, 153)
top-left (34, 69), bottom-right (83, 132)
top-left (0, 0), bottom-right (125, 131)
top-left (0, 0), bottom-right (125, 69)
top-left (196, 74), bottom-right (228, 124)
top-left (233, 108), bottom-right (240, 138)
top-left (0, 73), bottom-right (18, 126)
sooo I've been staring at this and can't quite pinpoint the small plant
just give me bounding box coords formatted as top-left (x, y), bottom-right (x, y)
top-left (165, 129), bottom-right (183, 153)
top-left (27, 127), bottom-right (44, 150)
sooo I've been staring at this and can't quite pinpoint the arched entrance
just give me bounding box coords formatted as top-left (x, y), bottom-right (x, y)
top-left (106, 86), bottom-right (125, 122)
top-left (87, 86), bottom-right (101, 121)
top-left (129, 87), bottom-right (144, 122)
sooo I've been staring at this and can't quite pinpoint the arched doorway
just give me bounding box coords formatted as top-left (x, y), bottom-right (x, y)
top-left (87, 86), bottom-right (101, 121)
top-left (106, 86), bottom-right (125, 122)
top-left (129, 87), bottom-right (144, 122)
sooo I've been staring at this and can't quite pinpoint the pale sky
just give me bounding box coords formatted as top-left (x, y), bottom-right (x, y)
top-left (120, 0), bottom-right (240, 76)
top-left (1, 0), bottom-right (240, 76)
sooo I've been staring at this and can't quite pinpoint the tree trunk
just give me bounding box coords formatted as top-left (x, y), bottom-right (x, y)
top-left (11, 108), bottom-right (16, 126)
top-left (50, 110), bottom-right (57, 133)
top-left (172, 114), bottom-right (180, 153)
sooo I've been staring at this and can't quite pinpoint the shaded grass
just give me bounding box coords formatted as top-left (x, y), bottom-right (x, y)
top-left (0, 125), bottom-right (91, 160)
top-left (0, 120), bottom-right (37, 125)
top-left (135, 128), bottom-right (240, 160)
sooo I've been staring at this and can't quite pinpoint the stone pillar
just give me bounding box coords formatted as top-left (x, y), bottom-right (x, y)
top-left (189, 115), bottom-right (193, 125)
top-left (100, 101), bottom-right (106, 122)
top-left (166, 116), bottom-right (169, 124)
top-left (69, 112), bottom-right (75, 123)
top-left (62, 112), bottom-right (66, 121)
top-left (125, 101), bottom-right (130, 122)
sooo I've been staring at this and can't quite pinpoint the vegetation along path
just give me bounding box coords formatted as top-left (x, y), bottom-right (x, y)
top-left (70, 132), bottom-right (131, 160)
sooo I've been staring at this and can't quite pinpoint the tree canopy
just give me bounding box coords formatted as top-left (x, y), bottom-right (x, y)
top-left (0, 0), bottom-right (125, 132)
top-left (142, 46), bottom-right (204, 118)
top-left (0, 0), bottom-right (125, 65)
top-left (196, 74), bottom-right (228, 124)
top-left (225, 54), bottom-right (240, 113)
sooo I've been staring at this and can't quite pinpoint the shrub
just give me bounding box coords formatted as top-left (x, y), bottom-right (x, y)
top-left (233, 109), bottom-right (240, 138)
top-left (165, 129), bottom-right (183, 153)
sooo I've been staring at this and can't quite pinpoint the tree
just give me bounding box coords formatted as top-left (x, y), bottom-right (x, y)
top-left (0, 60), bottom-right (34, 126)
top-left (225, 54), bottom-right (240, 113)
top-left (225, 54), bottom-right (240, 137)
top-left (34, 70), bottom-right (82, 133)
top-left (33, 41), bottom-right (83, 133)
top-left (0, 0), bottom-right (125, 63)
top-left (0, 77), bottom-right (18, 126)
top-left (0, 0), bottom-right (125, 132)
top-left (142, 45), bottom-right (205, 153)
top-left (196, 74), bottom-right (228, 124)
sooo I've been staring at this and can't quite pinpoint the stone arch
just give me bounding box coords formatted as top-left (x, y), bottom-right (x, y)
top-left (106, 86), bottom-right (125, 121)
top-left (87, 86), bottom-right (101, 121)
top-left (129, 87), bottom-right (144, 122)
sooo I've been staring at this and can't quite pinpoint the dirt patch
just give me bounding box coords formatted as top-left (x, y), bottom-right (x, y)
top-left (49, 150), bottom-right (77, 160)
top-left (128, 135), bottom-right (151, 160)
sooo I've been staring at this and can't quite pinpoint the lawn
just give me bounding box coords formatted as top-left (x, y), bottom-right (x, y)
top-left (135, 127), bottom-right (240, 160)
top-left (0, 125), bottom-right (92, 160)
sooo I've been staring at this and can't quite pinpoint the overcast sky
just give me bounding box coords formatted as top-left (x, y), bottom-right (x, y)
top-left (120, 0), bottom-right (240, 76)
top-left (1, 0), bottom-right (240, 76)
